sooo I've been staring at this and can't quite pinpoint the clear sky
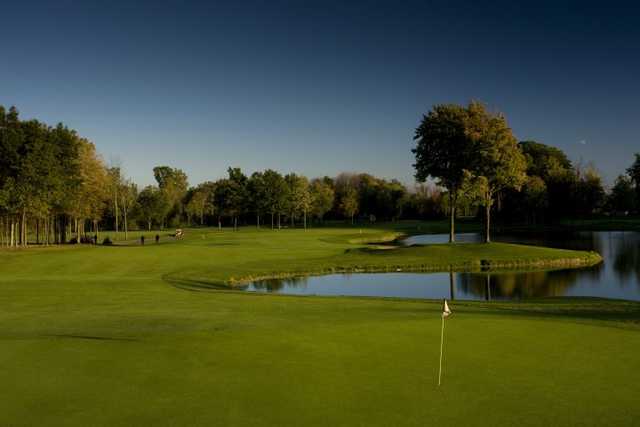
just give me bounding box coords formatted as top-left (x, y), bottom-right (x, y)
top-left (2, 0), bottom-right (639, 187)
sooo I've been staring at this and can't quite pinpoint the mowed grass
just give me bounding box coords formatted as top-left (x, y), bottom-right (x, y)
top-left (0, 226), bottom-right (637, 426)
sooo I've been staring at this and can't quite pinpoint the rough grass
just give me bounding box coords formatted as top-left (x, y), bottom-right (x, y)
top-left (0, 225), bottom-right (636, 427)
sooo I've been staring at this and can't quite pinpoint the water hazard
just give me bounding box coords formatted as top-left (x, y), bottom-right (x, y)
top-left (244, 231), bottom-right (640, 301)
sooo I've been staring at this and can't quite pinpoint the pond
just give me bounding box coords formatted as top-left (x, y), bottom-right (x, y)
top-left (243, 231), bottom-right (640, 301)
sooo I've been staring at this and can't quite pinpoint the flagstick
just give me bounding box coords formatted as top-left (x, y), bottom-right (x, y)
top-left (438, 313), bottom-right (445, 386)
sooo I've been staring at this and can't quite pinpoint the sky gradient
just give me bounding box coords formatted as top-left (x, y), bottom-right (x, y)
top-left (2, 0), bottom-right (639, 187)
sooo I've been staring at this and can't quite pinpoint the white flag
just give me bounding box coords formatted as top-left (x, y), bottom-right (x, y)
top-left (442, 299), bottom-right (452, 318)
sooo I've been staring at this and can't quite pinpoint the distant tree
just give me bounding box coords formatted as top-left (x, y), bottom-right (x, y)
top-left (214, 168), bottom-right (247, 230)
top-left (248, 171), bottom-right (268, 228)
top-left (310, 179), bottom-right (335, 223)
top-left (627, 153), bottom-right (640, 211)
top-left (608, 175), bottom-right (636, 214)
top-left (519, 141), bottom-right (572, 178)
top-left (465, 102), bottom-right (527, 243)
top-left (413, 104), bottom-right (472, 242)
top-left (185, 188), bottom-right (208, 225)
top-left (119, 180), bottom-right (137, 239)
top-left (522, 176), bottom-right (547, 224)
top-left (340, 187), bottom-right (359, 224)
top-left (285, 174), bottom-right (312, 229)
top-left (137, 186), bottom-right (168, 231)
top-left (107, 167), bottom-right (123, 236)
top-left (573, 163), bottom-right (605, 216)
top-left (261, 169), bottom-right (288, 229)
top-left (153, 166), bottom-right (188, 227)
top-left (71, 139), bottom-right (109, 239)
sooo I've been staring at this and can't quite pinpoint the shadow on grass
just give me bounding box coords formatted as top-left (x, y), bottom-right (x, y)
top-left (42, 334), bottom-right (139, 342)
top-left (451, 298), bottom-right (640, 327)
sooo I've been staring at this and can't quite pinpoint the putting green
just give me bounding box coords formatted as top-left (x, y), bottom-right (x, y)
top-left (0, 226), bottom-right (636, 426)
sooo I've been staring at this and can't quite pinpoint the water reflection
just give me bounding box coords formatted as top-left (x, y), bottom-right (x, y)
top-left (245, 231), bottom-right (640, 301)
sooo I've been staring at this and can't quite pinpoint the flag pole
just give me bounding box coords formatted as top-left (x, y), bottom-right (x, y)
top-left (438, 311), bottom-right (445, 386)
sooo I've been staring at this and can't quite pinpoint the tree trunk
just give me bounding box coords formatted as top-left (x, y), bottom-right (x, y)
top-left (114, 192), bottom-right (119, 237)
top-left (271, 213), bottom-right (274, 229)
top-left (256, 214), bottom-right (260, 229)
top-left (22, 209), bottom-right (27, 247)
top-left (449, 270), bottom-right (456, 300)
top-left (124, 208), bottom-right (128, 240)
top-left (278, 213), bottom-right (281, 229)
top-left (303, 210), bottom-right (307, 230)
top-left (218, 216), bottom-right (222, 230)
top-left (485, 274), bottom-right (491, 301)
top-left (484, 201), bottom-right (491, 243)
top-left (449, 192), bottom-right (456, 243)
top-left (234, 216), bottom-right (238, 231)
top-left (10, 220), bottom-right (15, 248)
top-left (148, 220), bottom-right (151, 231)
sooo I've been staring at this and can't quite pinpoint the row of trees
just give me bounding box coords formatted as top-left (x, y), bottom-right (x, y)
top-left (1, 105), bottom-right (441, 247)
top-left (138, 169), bottom-right (422, 232)
top-left (3, 104), bottom-right (638, 247)
top-left (413, 102), bottom-right (640, 242)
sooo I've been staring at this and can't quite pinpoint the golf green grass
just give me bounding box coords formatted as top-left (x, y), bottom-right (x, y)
top-left (0, 226), bottom-right (637, 426)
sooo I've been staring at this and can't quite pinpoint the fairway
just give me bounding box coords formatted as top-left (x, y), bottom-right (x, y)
top-left (0, 227), bottom-right (637, 426)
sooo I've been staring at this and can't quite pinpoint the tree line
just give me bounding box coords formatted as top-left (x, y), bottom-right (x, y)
top-left (0, 106), bottom-right (435, 247)
top-left (413, 102), bottom-right (640, 242)
top-left (2, 104), bottom-right (639, 247)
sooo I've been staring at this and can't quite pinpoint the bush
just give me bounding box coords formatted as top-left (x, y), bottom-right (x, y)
top-left (69, 237), bottom-right (78, 244)
top-left (102, 237), bottom-right (113, 246)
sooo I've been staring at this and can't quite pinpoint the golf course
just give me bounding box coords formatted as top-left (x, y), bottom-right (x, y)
top-left (1, 225), bottom-right (638, 426)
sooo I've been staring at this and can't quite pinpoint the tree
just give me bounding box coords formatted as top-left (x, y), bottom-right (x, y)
top-left (608, 175), bottom-right (636, 214)
top-left (285, 174), bottom-right (312, 229)
top-left (261, 169), bottom-right (288, 229)
top-left (119, 180), bottom-right (137, 239)
top-left (522, 176), bottom-right (547, 224)
top-left (214, 168), bottom-right (248, 230)
top-left (465, 102), bottom-right (527, 243)
top-left (310, 179), bottom-right (334, 222)
top-left (573, 163), bottom-right (605, 216)
top-left (70, 139), bottom-right (109, 240)
top-left (248, 171), bottom-right (268, 228)
top-left (413, 104), bottom-right (472, 242)
top-left (153, 166), bottom-right (188, 227)
top-left (137, 186), bottom-right (168, 231)
top-left (340, 187), bottom-right (359, 224)
top-left (627, 153), bottom-right (640, 212)
top-left (107, 167), bottom-right (123, 237)
top-left (185, 190), bottom-right (208, 225)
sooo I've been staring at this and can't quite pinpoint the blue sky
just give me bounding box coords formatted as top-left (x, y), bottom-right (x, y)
top-left (2, 1), bottom-right (639, 187)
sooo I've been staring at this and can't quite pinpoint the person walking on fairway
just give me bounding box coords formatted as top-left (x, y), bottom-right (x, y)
top-left (140, 235), bottom-right (145, 245)
top-left (155, 234), bottom-right (160, 244)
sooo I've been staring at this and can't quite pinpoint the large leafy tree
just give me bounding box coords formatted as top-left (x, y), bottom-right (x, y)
top-left (413, 104), bottom-right (472, 242)
top-left (465, 102), bottom-right (527, 243)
